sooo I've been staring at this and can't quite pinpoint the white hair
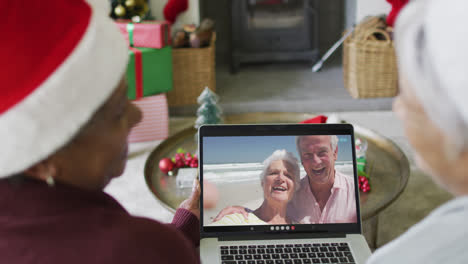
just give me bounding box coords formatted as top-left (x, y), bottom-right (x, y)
top-left (296, 135), bottom-right (338, 156)
top-left (259, 149), bottom-right (301, 191)
top-left (395, 0), bottom-right (468, 158)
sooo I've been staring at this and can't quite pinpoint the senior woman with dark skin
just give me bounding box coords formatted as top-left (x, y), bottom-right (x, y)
top-left (211, 150), bottom-right (301, 225)
top-left (0, 0), bottom-right (200, 263)
top-left (366, 0), bottom-right (468, 263)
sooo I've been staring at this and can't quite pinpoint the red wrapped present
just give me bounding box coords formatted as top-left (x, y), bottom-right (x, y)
top-left (116, 21), bottom-right (171, 49)
top-left (128, 94), bottom-right (169, 143)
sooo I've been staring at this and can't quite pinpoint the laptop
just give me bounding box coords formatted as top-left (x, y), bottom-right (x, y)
top-left (199, 123), bottom-right (371, 264)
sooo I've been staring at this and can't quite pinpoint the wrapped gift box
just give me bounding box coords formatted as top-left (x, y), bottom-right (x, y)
top-left (127, 46), bottom-right (173, 99)
top-left (116, 21), bottom-right (171, 49)
top-left (128, 94), bottom-right (169, 143)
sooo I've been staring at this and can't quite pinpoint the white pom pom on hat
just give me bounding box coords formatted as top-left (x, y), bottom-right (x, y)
top-left (395, 0), bottom-right (468, 150)
top-left (0, 0), bottom-right (128, 178)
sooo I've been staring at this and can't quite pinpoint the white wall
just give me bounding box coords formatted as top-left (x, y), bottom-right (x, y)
top-left (149, 0), bottom-right (200, 30)
top-left (356, 0), bottom-right (391, 23)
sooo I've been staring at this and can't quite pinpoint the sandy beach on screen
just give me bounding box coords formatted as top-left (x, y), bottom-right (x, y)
top-left (204, 180), bottom-right (264, 224)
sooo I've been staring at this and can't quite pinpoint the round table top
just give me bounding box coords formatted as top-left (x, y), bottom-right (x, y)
top-left (144, 112), bottom-right (410, 220)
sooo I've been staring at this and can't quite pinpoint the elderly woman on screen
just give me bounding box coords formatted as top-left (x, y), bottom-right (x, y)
top-left (212, 150), bottom-right (301, 225)
top-left (0, 1), bottom-right (200, 263)
top-left (366, 0), bottom-right (468, 263)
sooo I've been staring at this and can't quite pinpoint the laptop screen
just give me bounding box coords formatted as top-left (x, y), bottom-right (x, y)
top-left (199, 124), bottom-right (361, 237)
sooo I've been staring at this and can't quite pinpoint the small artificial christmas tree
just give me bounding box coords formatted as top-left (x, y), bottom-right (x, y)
top-left (194, 87), bottom-right (223, 130)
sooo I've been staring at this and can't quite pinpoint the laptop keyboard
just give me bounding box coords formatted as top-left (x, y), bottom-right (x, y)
top-left (220, 242), bottom-right (355, 264)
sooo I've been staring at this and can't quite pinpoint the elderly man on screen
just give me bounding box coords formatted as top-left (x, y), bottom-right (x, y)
top-left (213, 135), bottom-right (357, 224)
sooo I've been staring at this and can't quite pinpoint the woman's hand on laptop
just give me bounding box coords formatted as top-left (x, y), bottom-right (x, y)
top-left (213, 206), bottom-right (249, 222)
top-left (179, 179), bottom-right (201, 219)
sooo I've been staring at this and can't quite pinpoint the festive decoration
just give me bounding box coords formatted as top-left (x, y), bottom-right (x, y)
top-left (163, 0), bottom-right (188, 24)
top-left (358, 172), bottom-right (371, 193)
top-left (194, 87), bottom-right (223, 130)
top-left (126, 46), bottom-right (173, 100)
top-left (114, 20), bottom-right (173, 100)
top-left (159, 148), bottom-right (198, 175)
top-left (355, 137), bottom-right (370, 192)
top-left (110, 0), bottom-right (152, 21)
top-left (0, 0), bottom-right (129, 177)
top-left (125, 0), bottom-right (136, 8)
top-left (115, 21), bottom-right (172, 49)
top-left (386, 0), bottom-right (409, 27)
top-left (127, 94), bottom-right (169, 143)
top-left (355, 138), bottom-right (368, 172)
top-left (159, 158), bottom-right (175, 174)
top-left (114, 4), bottom-right (126, 17)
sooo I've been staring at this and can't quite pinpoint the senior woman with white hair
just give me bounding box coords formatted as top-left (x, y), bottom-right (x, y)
top-left (367, 0), bottom-right (468, 263)
top-left (211, 149), bottom-right (301, 225)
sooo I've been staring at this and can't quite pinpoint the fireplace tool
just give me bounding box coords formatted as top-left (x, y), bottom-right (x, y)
top-left (312, 25), bottom-right (355, 72)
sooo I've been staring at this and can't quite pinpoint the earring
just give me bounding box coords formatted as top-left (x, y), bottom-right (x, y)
top-left (46, 175), bottom-right (55, 187)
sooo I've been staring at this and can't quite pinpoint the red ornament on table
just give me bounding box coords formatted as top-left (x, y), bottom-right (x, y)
top-left (159, 151), bottom-right (198, 174)
top-left (358, 175), bottom-right (371, 193)
top-left (159, 158), bottom-right (175, 174)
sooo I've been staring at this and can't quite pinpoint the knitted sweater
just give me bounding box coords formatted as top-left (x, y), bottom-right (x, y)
top-left (0, 178), bottom-right (200, 264)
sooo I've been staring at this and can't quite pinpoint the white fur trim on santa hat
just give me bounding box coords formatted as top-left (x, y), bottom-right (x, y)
top-left (0, 5), bottom-right (128, 178)
top-left (395, 0), bottom-right (468, 152)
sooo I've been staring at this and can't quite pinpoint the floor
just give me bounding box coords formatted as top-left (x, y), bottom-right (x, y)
top-left (169, 60), bottom-right (394, 116)
top-left (168, 61), bottom-right (454, 249)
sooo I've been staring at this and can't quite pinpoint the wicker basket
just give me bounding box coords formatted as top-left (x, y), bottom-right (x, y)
top-left (167, 33), bottom-right (216, 106)
top-left (343, 19), bottom-right (398, 98)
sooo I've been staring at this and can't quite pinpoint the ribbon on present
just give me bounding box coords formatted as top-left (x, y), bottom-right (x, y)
top-left (129, 46), bottom-right (143, 99)
top-left (127, 23), bottom-right (135, 47)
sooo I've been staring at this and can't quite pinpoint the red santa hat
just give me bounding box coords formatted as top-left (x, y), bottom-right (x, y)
top-left (0, 0), bottom-right (128, 178)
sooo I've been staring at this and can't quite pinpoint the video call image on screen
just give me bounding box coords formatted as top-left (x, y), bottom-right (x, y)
top-left (202, 135), bottom-right (357, 227)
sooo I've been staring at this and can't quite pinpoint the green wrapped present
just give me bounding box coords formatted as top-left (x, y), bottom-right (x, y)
top-left (127, 46), bottom-right (173, 100)
top-left (357, 157), bottom-right (367, 174)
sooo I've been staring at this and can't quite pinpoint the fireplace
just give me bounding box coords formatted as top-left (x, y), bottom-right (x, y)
top-left (230, 0), bottom-right (319, 72)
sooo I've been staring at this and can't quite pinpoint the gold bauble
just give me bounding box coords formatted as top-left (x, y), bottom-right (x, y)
top-left (114, 4), bottom-right (126, 17)
top-left (125, 0), bottom-right (136, 8)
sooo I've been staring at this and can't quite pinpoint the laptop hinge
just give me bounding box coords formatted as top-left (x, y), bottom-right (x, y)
top-left (218, 232), bottom-right (346, 241)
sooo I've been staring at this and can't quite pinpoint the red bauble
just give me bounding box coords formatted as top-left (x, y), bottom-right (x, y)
top-left (189, 159), bottom-right (198, 168)
top-left (174, 159), bottom-right (185, 169)
top-left (185, 152), bottom-right (192, 166)
top-left (159, 158), bottom-right (175, 174)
